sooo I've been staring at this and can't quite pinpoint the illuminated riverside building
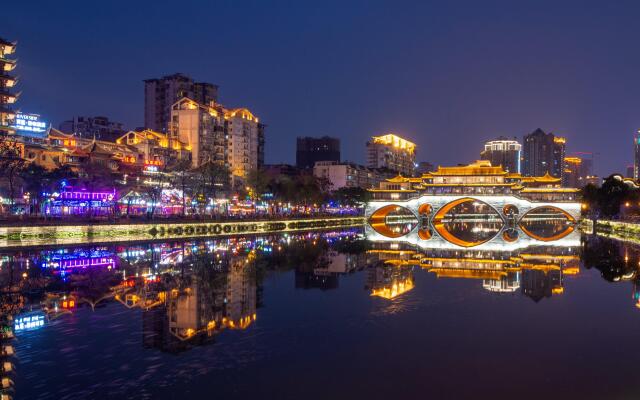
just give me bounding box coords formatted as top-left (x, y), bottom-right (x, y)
top-left (0, 37), bottom-right (18, 135)
top-left (170, 98), bottom-right (265, 183)
top-left (522, 128), bottom-right (565, 179)
top-left (116, 129), bottom-right (191, 167)
top-left (366, 160), bottom-right (581, 249)
top-left (144, 73), bottom-right (219, 133)
top-left (480, 137), bottom-right (521, 173)
top-left (366, 133), bottom-right (417, 176)
top-left (170, 98), bottom-right (226, 168)
top-left (225, 107), bottom-right (265, 181)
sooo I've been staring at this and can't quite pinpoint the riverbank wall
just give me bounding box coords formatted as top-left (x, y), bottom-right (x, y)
top-left (0, 216), bottom-right (365, 248)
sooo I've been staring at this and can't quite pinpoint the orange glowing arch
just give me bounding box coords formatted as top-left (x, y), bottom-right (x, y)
top-left (418, 228), bottom-right (432, 240)
top-left (519, 206), bottom-right (576, 242)
top-left (418, 203), bottom-right (432, 216)
top-left (368, 205), bottom-right (417, 238)
top-left (432, 197), bottom-right (503, 247)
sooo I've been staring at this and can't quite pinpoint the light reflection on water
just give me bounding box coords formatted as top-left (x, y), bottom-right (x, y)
top-left (3, 227), bottom-right (640, 399)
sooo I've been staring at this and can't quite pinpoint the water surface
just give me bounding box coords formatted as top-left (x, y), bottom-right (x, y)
top-left (2, 229), bottom-right (640, 399)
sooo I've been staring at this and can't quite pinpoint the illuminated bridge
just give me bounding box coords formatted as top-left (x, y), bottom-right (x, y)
top-left (365, 161), bottom-right (581, 249)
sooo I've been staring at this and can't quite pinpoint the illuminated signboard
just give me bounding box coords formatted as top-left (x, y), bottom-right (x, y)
top-left (12, 112), bottom-right (48, 136)
top-left (14, 312), bottom-right (45, 332)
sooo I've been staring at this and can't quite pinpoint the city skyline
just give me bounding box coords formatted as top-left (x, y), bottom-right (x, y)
top-left (6, 1), bottom-right (640, 176)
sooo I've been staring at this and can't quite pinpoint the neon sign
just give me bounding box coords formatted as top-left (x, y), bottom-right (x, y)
top-left (12, 112), bottom-right (47, 134)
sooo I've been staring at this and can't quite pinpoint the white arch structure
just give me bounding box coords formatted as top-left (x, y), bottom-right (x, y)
top-left (365, 195), bottom-right (582, 250)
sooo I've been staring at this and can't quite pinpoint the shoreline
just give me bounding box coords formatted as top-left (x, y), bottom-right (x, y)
top-left (0, 216), bottom-right (365, 249)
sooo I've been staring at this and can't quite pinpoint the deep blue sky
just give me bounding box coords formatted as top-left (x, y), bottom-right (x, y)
top-left (5, 0), bottom-right (640, 175)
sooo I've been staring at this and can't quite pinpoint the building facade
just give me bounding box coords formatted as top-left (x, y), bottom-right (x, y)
top-left (296, 136), bottom-right (340, 169)
top-left (480, 137), bottom-right (521, 173)
top-left (366, 133), bottom-right (416, 176)
top-left (0, 37), bottom-right (18, 135)
top-left (59, 116), bottom-right (126, 141)
top-left (170, 98), bottom-right (226, 169)
top-left (170, 98), bottom-right (264, 183)
top-left (313, 161), bottom-right (393, 190)
top-left (144, 73), bottom-right (219, 133)
top-left (563, 155), bottom-right (593, 188)
top-left (225, 108), bottom-right (265, 181)
top-left (522, 128), bottom-right (565, 180)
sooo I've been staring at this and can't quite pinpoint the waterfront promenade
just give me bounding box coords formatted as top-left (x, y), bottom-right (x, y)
top-left (0, 216), bottom-right (365, 248)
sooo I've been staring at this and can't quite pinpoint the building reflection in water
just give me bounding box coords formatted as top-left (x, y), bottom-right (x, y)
top-left (138, 251), bottom-right (258, 353)
top-left (367, 264), bottom-right (414, 299)
top-left (366, 240), bottom-right (581, 302)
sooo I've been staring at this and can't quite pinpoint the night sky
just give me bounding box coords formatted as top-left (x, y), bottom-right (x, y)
top-left (5, 0), bottom-right (640, 175)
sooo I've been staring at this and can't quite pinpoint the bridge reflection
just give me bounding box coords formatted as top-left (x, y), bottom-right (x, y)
top-left (366, 240), bottom-right (580, 302)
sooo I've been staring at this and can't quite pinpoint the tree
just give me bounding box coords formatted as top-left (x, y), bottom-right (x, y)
top-left (330, 187), bottom-right (371, 207)
top-left (582, 175), bottom-right (640, 218)
top-left (0, 139), bottom-right (26, 213)
top-left (19, 163), bottom-right (48, 215)
top-left (169, 159), bottom-right (194, 216)
top-left (195, 162), bottom-right (231, 216)
top-left (245, 168), bottom-right (270, 201)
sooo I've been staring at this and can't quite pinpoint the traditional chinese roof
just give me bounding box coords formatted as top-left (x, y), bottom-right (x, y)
top-left (521, 172), bottom-right (561, 183)
top-left (428, 160), bottom-right (508, 176)
top-left (386, 174), bottom-right (410, 183)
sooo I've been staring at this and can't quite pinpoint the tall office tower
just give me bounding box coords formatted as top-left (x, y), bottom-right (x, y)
top-left (295, 136), bottom-right (340, 169)
top-left (0, 37), bottom-right (18, 135)
top-left (634, 130), bottom-right (640, 180)
top-left (144, 73), bottom-right (219, 133)
top-left (480, 136), bottom-right (522, 173)
top-left (522, 128), bottom-right (565, 180)
top-left (366, 133), bottom-right (417, 176)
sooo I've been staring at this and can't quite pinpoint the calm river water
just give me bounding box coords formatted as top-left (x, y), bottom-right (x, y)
top-left (1, 227), bottom-right (640, 399)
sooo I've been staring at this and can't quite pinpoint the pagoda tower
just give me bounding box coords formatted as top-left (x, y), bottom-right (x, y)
top-left (0, 37), bottom-right (18, 135)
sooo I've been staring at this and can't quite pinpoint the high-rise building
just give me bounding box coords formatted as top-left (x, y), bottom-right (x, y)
top-left (144, 73), bottom-right (219, 133)
top-left (296, 136), bottom-right (340, 169)
top-left (170, 98), bottom-right (226, 169)
top-left (366, 133), bottom-right (416, 176)
top-left (170, 98), bottom-right (264, 183)
top-left (634, 130), bottom-right (640, 180)
top-left (59, 116), bottom-right (126, 141)
top-left (522, 128), bottom-right (565, 180)
top-left (225, 108), bottom-right (265, 181)
top-left (0, 37), bottom-right (18, 135)
top-left (480, 137), bottom-right (521, 173)
top-left (562, 156), bottom-right (591, 188)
